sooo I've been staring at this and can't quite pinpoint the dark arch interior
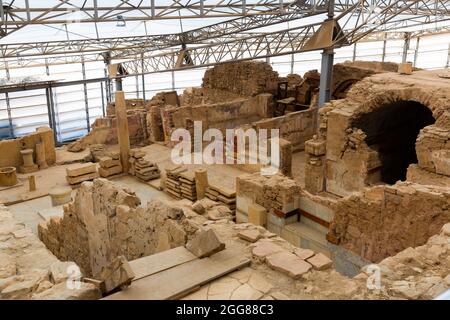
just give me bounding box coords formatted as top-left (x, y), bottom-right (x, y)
top-left (352, 100), bottom-right (435, 184)
top-left (333, 79), bottom-right (358, 100)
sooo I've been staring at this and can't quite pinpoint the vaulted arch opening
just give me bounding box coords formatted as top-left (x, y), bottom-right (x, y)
top-left (352, 100), bottom-right (435, 184)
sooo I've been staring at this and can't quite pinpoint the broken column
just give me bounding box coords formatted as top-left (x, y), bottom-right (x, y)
top-left (49, 187), bottom-right (72, 206)
top-left (304, 135), bottom-right (326, 194)
top-left (195, 168), bottom-right (208, 200)
top-left (28, 175), bottom-right (36, 191)
top-left (279, 138), bottom-right (293, 177)
top-left (20, 149), bottom-right (38, 173)
top-left (0, 167), bottom-right (18, 187)
top-left (115, 91), bottom-right (131, 173)
top-left (35, 142), bottom-right (48, 169)
top-left (66, 162), bottom-right (99, 185)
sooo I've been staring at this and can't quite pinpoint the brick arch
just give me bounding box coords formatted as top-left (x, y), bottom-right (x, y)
top-left (349, 87), bottom-right (447, 123)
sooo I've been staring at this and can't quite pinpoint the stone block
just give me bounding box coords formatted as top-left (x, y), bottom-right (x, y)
top-left (251, 240), bottom-right (284, 260)
top-left (66, 162), bottom-right (97, 177)
top-left (66, 171), bottom-right (99, 185)
top-left (266, 251), bottom-right (312, 279)
top-left (398, 62), bottom-right (413, 75)
top-left (307, 253), bottom-right (333, 270)
top-left (99, 157), bottom-right (121, 168)
top-left (99, 165), bottom-right (123, 178)
top-left (293, 248), bottom-right (315, 260)
top-left (305, 138), bottom-right (326, 156)
top-left (98, 256), bottom-right (135, 294)
top-left (238, 229), bottom-right (262, 243)
top-left (186, 228), bottom-right (225, 258)
top-left (248, 203), bottom-right (267, 227)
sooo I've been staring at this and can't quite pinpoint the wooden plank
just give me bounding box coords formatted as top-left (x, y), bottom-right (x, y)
top-left (103, 250), bottom-right (250, 300)
top-left (129, 246), bottom-right (197, 281)
top-left (299, 209), bottom-right (330, 228)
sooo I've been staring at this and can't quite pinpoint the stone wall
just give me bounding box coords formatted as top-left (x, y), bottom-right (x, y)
top-left (236, 173), bottom-right (301, 232)
top-left (38, 178), bottom-right (189, 278)
top-left (316, 70), bottom-right (450, 197)
top-left (328, 182), bottom-right (450, 262)
top-left (0, 126), bottom-right (56, 169)
top-left (202, 61), bottom-right (279, 97)
top-left (0, 205), bottom-right (100, 300)
top-left (68, 111), bottom-right (148, 152)
top-left (253, 108), bottom-right (317, 151)
top-left (161, 95), bottom-right (271, 144)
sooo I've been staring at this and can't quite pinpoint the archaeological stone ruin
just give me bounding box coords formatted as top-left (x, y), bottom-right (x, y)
top-left (0, 59), bottom-right (449, 303)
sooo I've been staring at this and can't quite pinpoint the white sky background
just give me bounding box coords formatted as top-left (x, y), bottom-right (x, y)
top-left (1, 1), bottom-right (449, 78)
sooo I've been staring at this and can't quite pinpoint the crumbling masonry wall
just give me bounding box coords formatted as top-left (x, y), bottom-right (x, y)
top-left (0, 205), bottom-right (100, 300)
top-left (38, 178), bottom-right (189, 278)
top-left (0, 126), bottom-right (56, 169)
top-left (161, 95), bottom-right (272, 144)
top-left (316, 70), bottom-right (450, 197)
top-left (328, 182), bottom-right (450, 263)
top-left (202, 61), bottom-right (279, 97)
top-left (253, 108), bottom-right (317, 151)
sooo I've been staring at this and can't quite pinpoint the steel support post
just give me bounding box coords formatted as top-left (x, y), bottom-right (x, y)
top-left (172, 70), bottom-right (175, 90)
top-left (45, 86), bottom-right (58, 144)
top-left (446, 44), bottom-right (450, 68)
top-left (135, 75), bottom-right (140, 98)
top-left (402, 33), bottom-right (411, 63)
top-left (318, 0), bottom-right (335, 107)
top-left (381, 33), bottom-right (387, 62)
top-left (141, 53), bottom-right (146, 102)
top-left (81, 57), bottom-right (91, 132)
top-left (116, 78), bottom-right (123, 92)
top-left (413, 36), bottom-right (420, 67)
top-left (318, 48), bottom-right (334, 106)
top-left (100, 82), bottom-right (106, 117)
top-left (4, 92), bottom-right (14, 138)
top-left (290, 53), bottom-right (295, 74)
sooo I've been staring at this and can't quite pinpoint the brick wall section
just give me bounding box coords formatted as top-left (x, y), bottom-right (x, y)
top-left (0, 126), bottom-right (56, 168)
top-left (253, 108), bottom-right (317, 151)
top-left (38, 178), bottom-right (189, 278)
top-left (0, 205), bottom-right (100, 299)
top-left (202, 61), bottom-right (279, 97)
top-left (329, 182), bottom-right (450, 262)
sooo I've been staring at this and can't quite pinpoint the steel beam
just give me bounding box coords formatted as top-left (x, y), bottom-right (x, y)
top-left (0, 3), bottom-right (325, 59)
top-left (0, 0), bottom-right (320, 39)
